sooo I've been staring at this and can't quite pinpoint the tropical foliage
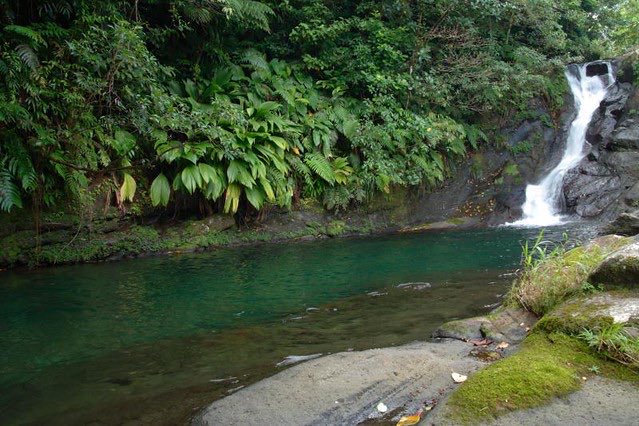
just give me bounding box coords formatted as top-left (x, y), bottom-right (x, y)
top-left (0, 0), bottom-right (633, 220)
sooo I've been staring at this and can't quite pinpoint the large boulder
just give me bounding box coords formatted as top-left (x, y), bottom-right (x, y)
top-left (563, 160), bottom-right (621, 217)
top-left (604, 210), bottom-right (639, 236)
top-left (606, 118), bottom-right (639, 151)
top-left (537, 293), bottom-right (639, 335)
top-left (589, 239), bottom-right (639, 287)
top-left (601, 151), bottom-right (639, 182)
top-left (586, 82), bottom-right (633, 148)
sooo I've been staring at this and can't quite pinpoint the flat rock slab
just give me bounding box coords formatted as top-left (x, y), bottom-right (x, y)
top-left (485, 377), bottom-right (639, 426)
top-left (194, 341), bottom-right (483, 426)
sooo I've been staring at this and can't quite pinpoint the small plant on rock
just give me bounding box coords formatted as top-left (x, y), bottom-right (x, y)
top-left (579, 324), bottom-right (639, 369)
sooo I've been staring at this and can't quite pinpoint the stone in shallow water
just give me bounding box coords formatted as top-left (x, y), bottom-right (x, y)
top-left (396, 282), bottom-right (432, 291)
top-left (469, 347), bottom-right (502, 362)
top-left (276, 353), bottom-right (323, 367)
top-left (432, 308), bottom-right (537, 344)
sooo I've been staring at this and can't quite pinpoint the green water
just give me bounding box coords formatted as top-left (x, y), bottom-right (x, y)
top-left (0, 226), bottom-right (581, 425)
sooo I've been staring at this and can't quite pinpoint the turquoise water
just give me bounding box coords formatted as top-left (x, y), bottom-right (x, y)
top-left (0, 226), bottom-right (580, 424)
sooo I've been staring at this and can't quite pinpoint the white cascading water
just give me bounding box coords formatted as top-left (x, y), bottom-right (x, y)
top-left (511, 62), bottom-right (615, 227)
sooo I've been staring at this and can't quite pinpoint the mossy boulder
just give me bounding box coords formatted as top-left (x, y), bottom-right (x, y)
top-left (433, 317), bottom-right (487, 341)
top-left (537, 293), bottom-right (639, 335)
top-left (604, 210), bottom-right (639, 236)
top-left (589, 240), bottom-right (639, 288)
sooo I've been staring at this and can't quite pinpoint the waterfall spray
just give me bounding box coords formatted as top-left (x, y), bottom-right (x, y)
top-left (510, 61), bottom-right (614, 227)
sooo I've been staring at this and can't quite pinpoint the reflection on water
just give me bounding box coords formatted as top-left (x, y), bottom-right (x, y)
top-left (0, 226), bottom-right (589, 424)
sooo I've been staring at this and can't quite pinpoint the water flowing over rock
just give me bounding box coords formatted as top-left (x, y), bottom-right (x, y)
top-left (510, 61), bottom-right (614, 226)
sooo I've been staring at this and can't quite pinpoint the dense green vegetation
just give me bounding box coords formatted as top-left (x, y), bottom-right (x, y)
top-left (0, 0), bottom-right (636, 223)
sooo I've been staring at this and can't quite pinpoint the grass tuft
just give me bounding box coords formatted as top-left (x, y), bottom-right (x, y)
top-left (507, 234), bottom-right (628, 316)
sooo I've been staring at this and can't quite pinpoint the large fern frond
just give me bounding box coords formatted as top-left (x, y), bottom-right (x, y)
top-left (226, 0), bottom-right (274, 32)
top-left (0, 167), bottom-right (23, 212)
top-left (241, 48), bottom-right (269, 72)
top-left (4, 25), bottom-right (46, 47)
top-left (304, 152), bottom-right (335, 184)
top-left (15, 44), bottom-right (39, 71)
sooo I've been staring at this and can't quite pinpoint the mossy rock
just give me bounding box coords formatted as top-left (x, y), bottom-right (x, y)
top-left (432, 317), bottom-right (487, 341)
top-left (438, 331), bottom-right (638, 424)
top-left (589, 240), bottom-right (639, 288)
top-left (433, 307), bottom-right (537, 344)
top-left (537, 292), bottom-right (639, 335)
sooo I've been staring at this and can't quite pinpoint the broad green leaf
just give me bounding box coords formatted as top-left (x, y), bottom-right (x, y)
top-left (198, 162), bottom-right (218, 184)
top-left (245, 186), bottom-right (266, 209)
top-left (181, 165), bottom-right (202, 194)
top-left (224, 183), bottom-right (242, 213)
top-left (120, 173), bottom-right (136, 202)
top-left (227, 160), bottom-right (255, 188)
top-left (150, 173), bottom-right (170, 206)
top-left (269, 135), bottom-right (288, 150)
top-left (259, 177), bottom-right (275, 201)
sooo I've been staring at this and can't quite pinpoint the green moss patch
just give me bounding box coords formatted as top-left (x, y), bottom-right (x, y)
top-left (445, 332), bottom-right (638, 424)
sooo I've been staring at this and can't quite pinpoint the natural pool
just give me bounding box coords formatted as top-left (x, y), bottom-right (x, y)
top-left (0, 226), bottom-right (588, 425)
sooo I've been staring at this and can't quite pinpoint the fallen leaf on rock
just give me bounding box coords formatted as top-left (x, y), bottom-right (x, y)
top-left (496, 342), bottom-right (509, 349)
top-left (396, 408), bottom-right (424, 426)
top-left (377, 402), bottom-right (388, 413)
top-left (452, 372), bottom-right (467, 383)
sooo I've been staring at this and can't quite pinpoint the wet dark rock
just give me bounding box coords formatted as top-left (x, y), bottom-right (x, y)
top-left (107, 377), bottom-right (132, 386)
top-left (602, 151), bottom-right (639, 181)
top-left (586, 62), bottom-right (610, 77)
top-left (603, 211), bottom-right (639, 236)
top-left (469, 347), bottom-right (502, 362)
top-left (607, 118), bottom-right (639, 151)
top-left (586, 83), bottom-right (632, 148)
top-left (563, 160), bottom-right (621, 218)
top-left (625, 182), bottom-right (639, 207)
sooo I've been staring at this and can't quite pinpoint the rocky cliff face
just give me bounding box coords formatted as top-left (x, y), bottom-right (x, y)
top-left (563, 58), bottom-right (639, 228)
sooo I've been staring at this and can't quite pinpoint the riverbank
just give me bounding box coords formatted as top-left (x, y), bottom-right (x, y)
top-left (194, 233), bottom-right (639, 425)
top-left (0, 198), bottom-right (481, 269)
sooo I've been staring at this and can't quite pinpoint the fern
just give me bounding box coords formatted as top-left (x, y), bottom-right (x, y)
top-left (15, 44), bottom-right (39, 71)
top-left (304, 152), bottom-right (335, 184)
top-left (4, 25), bottom-right (46, 47)
top-left (180, 3), bottom-right (213, 24)
top-left (3, 137), bottom-right (37, 191)
top-left (289, 154), bottom-right (313, 185)
top-left (0, 167), bottom-right (22, 212)
top-left (226, 0), bottom-right (274, 32)
top-left (241, 48), bottom-right (269, 72)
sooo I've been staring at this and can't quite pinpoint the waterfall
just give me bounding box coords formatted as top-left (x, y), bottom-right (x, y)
top-left (510, 61), bottom-right (615, 227)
